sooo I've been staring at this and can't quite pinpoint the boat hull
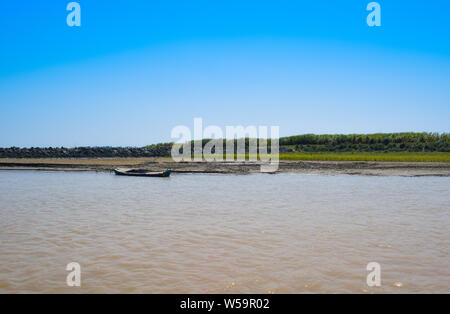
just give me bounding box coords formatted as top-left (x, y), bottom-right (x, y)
top-left (114, 169), bottom-right (171, 177)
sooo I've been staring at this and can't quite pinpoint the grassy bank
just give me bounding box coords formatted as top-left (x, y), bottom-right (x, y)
top-left (279, 152), bottom-right (450, 162)
top-left (198, 152), bottom-right (450, 162)
top-left (2, 152), bottom-right (450, 165)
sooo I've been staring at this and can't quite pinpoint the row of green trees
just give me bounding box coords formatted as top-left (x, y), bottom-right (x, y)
top-left (151, 133), bottom-right (450, 153)
top-left (281, 133), bottom-right (450, 152)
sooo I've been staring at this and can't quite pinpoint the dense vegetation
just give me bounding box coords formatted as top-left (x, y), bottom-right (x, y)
top-left (279, 133), bottom-right (450, 152)
top-left (171, 132), bottom-right (450, 153)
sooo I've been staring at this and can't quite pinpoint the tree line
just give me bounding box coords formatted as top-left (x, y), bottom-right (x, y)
top-left (170, 132), bottom-right (450, 153)
top-left (279, 132), bottom-right (450, 152)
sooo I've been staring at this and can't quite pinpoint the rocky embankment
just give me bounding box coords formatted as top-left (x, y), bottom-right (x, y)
top-left (0, 146), bottom-right (171, 158)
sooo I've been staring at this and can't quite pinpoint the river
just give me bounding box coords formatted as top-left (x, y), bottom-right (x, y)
top-left (0, 170), bottom-right (448, 293)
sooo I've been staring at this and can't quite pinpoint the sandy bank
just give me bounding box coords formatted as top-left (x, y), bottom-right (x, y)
top-left (1, 158), bottom-right (450, 176)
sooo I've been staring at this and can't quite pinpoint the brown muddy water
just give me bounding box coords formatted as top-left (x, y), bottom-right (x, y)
top-left (0, 170), bottom-right (449, 293)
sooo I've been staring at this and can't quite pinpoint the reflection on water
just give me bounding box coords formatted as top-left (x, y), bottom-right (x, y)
top-left (0, 170), bottom-right (449, 293)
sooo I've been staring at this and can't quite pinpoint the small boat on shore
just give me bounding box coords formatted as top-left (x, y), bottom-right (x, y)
top-left (114, 168), bottom-right (171, 177)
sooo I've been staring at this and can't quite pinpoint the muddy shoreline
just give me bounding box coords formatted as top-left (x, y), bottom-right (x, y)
top-left (1, 158), bottom-right (449, 176)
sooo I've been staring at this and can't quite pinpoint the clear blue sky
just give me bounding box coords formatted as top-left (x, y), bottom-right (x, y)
top-left (1, 0), bottom-right (449, 147)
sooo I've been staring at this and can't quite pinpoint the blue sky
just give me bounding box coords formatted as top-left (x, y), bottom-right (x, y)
top-left (0, 0), bottom-right (449, 147)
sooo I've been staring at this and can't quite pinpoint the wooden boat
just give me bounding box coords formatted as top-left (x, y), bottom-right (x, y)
top-left (114, 168), bottom-right (171, 177)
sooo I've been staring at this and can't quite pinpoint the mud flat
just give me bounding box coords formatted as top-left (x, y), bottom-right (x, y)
top-left (1, 158), bottom-right (449, 176)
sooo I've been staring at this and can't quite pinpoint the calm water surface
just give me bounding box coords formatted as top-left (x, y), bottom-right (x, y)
top-left (0, 170), bottom-right (449, 293)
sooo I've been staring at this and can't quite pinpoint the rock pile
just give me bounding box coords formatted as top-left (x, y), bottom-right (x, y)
top-left (0, 146), bottom-right (172, 158)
